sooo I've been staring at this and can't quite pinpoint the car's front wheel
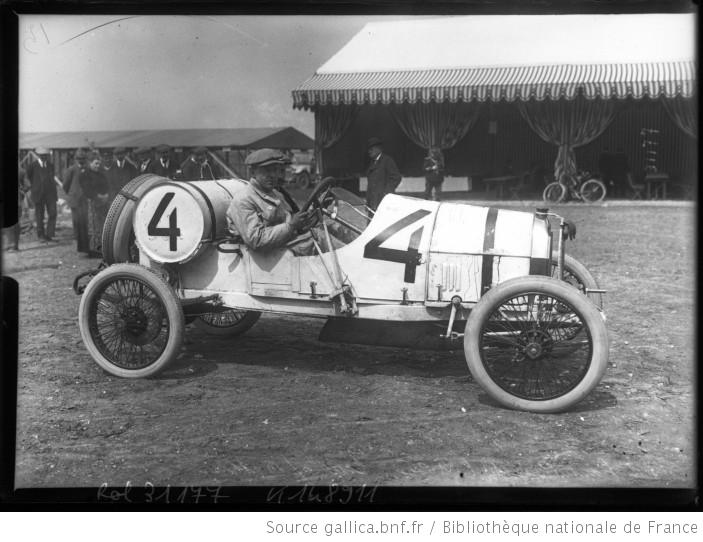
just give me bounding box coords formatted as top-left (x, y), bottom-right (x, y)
top-left (464, 276), bottom-right (608, 413)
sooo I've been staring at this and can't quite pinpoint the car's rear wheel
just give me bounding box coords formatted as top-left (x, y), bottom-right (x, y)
top-left (464, 276), bottom-right (608, 413)
top-left (550, 252), bottom-right (601, 308)
top-left (192, 309), bottom-right (261, 336)
top-left (79, 263), bottom-right (184, 378)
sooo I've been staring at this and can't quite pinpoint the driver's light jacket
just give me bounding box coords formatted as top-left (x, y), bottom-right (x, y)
top-left (225, 181), bottom-right (296, 250)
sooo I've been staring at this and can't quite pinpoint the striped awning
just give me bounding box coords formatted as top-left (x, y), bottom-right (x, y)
top-left (292, 62), bottom-right (696, 109)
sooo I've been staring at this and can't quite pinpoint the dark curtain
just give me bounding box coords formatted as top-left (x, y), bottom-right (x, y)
top-left (390, 101), bottom-right (483, 152)
top-left (314, 104), bottom-right (358, 174)
top-left (517, 97), bottom-right (617, 182)
top-left (661, 96), bottom-right (697, 139)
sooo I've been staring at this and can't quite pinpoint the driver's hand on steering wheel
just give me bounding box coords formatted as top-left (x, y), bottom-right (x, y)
top-left (289, 210), bottom-right (316, 233)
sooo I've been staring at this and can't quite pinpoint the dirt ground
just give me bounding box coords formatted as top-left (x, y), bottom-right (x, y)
top-left (4, 197), bottom-right (695, 493)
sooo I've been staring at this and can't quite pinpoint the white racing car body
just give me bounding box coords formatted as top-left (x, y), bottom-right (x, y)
top-left (77, 174), bottom-right (608, 412)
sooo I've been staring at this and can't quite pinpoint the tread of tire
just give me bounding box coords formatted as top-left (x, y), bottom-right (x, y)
top-left (464, 276), bottom-right (608, 413)
top-left (101, 174), bottom-right (169, 264)
top-left (79, 263), bottom-right (184, 378)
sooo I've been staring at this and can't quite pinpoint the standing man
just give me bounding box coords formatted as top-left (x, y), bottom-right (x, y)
top-left (365, 137), bottom-right (401, 210)
top-left (423, 147), bottom-right (445, 201)
top-left (181, 146), bottom-right (218, 181)
top-left (135, 147), bottom-right (154, 174)
top-left (62, 148), bottom-right (90, 253)
top-left (151, 144), bottom-right (177, 178)
top-left (104, 146), bottom-right (138, 202)
top-left (25, 146), bottom-right (58, 243)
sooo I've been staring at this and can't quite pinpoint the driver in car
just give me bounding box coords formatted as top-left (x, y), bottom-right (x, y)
top-left (226, 148), bottom-right (343, 256)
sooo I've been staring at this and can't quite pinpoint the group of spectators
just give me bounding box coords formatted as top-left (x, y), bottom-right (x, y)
top-left (10, 145), bottom-right (224, 255)
top-left (9, 137), bottom-right (444, 256)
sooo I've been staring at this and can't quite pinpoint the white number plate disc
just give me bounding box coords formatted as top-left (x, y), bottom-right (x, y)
top-left (134, 184), bottom-right (205, 263)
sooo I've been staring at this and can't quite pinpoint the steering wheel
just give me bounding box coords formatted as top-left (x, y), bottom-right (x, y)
top-left (301, 176), bottom-right (338, 217)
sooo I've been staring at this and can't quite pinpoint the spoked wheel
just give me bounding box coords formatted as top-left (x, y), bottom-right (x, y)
top-left (192, 309), bottom-right (261, 336)
top-left (543, 182), bottom-right (566, 203)
top-left (464, 276), bottom-right (608, 413)
top-left (550, 252), bottom-right (601, 308)
top-left (78, 263), bottom-right (184, 378)
top-left (579, 178), bottom-right (607, 203)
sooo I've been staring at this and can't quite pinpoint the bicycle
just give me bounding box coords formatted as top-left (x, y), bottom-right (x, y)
top-left (543, 170), bottom-right (607, 203)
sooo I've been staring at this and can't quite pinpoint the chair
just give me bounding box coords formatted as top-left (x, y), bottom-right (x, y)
top-left (626, 173), bottom-right (645, 200)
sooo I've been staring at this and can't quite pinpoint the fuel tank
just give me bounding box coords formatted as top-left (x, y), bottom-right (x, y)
top-left (132, 178), bottom-right (247, 264)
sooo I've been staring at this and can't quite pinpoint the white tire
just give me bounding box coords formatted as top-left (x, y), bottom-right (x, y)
top-left (79, 263), bottom-right (184, 378)
top-left (464, 276), bottom-right (608, 413)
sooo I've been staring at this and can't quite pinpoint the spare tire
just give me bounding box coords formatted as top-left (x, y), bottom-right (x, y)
top-left (101, 174), bottom-right (171, 264)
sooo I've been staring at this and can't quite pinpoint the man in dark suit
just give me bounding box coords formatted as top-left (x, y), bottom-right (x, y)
top-left (365, 137), bottom-right (402, 210)
top-left (135, 147), bottom-right (154, 174)
top-left (151, 144), bottom-right (177, 178)
top-left (104, 146), bottom-right (138, 202)
top-left (62, 148), bottom-right (90, 253)
top-left (181, 146), bottom-right (219, 181)
top-left (25, 146), bottom-right (58, 242)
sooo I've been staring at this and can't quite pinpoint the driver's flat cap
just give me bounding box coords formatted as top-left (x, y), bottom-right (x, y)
top-left (245, 148), bottom-right (288, 167)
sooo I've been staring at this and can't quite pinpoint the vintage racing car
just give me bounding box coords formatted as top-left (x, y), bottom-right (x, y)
top-left (76, 174), bottom-right (608, 413)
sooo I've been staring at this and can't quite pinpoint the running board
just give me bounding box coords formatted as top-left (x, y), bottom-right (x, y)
top-left (319, 318), bottom-right (465, 351)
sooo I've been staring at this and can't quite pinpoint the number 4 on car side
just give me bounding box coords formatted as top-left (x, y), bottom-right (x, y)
top-left (77, 174), bottom-right (608, 413)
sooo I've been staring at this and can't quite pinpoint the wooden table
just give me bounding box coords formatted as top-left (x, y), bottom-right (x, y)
top-left (483, 175), bottom-right (519, 199)
top-left (645, 172), bottom-right (670, 200)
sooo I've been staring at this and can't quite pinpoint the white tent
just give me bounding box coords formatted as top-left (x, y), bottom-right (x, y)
top-left (296, 14), bottom-right (695, 106)
top-left (293, 14), bottom-right (696, 191)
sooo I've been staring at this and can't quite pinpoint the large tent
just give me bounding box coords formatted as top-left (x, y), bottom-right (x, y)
top-left (293, 14), bottom-right (696, 194)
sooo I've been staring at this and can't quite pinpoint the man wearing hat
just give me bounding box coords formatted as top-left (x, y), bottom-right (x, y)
top-left (25, 146), bottom-right (58, 242)
top-left (181, 146), bottom-right (219, 181)
top-left (423, 147), bottom-right (445, 201)
top-left (151, 144), bottom-right (177, 178)
top-left (135, 147), bottom-right (153, 174)
top-left (104, 146), bottom-right (138, 202)
top-left (365, 137), bottom-right (402, 211)
top-left (62, 148), bottom-right (90, 253)
top-left (226, 148), bottom-right (321, 255)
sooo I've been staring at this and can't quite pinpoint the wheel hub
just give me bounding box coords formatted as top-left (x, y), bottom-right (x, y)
top-left (119, 303), bottom-right (162, 345)
top-left (520, 329), bottom-right (553, 360)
